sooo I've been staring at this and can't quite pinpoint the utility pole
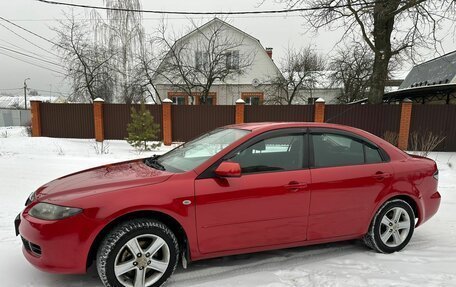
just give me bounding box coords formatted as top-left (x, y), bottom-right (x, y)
top-left (23, 78), bottom-right (30, 109)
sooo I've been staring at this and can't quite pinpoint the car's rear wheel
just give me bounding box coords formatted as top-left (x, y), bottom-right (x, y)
top-left (97, 219), bottom-right (179, 287)
top-left (364, 199), bottom-right (415, 253)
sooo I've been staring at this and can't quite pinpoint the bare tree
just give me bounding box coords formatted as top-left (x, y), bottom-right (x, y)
top-left (133, 37), bottom-right (165, 105)
top-left (329, 43), bottom-right (373, 103)
top-left (154, 19), bottom-right (254, 104)
top-left (56, 2), bottom-right (155, 103)
top-left (265, 46), bottom-right (326, 105)
top-left (53, 12), bottom-right (115, 102)
top-left (279, 0), bottom-right (455, 104)
top-left (97, 0), bottom-right (145, 103)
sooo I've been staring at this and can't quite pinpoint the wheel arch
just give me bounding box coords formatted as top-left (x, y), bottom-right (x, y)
top-left (86, 210), bottom-right (189, 270)
top-left (390, 195), bottom-right (420, 222)
top-left (370, 194), bottom-right (421, 230)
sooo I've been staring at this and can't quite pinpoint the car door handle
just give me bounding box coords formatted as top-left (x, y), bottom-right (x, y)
top-left (284, 181), bottom-right (308, 192)
top-left (373, 171), bottom-right (392, 181)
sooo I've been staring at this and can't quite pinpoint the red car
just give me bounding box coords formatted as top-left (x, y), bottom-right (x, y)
top-left (16, 122), bottom-right (440, 287)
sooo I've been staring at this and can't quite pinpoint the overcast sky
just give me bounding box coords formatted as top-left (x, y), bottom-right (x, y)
top-left (0, 0), bottom-right (454, 98)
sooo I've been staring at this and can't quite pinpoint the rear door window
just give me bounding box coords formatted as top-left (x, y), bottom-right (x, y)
top-left (311, 133), bottom-right (384, 168)
top-left (365, 144), bottom-right (383, 164)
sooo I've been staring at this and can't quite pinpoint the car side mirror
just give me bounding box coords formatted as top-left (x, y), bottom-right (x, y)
top-left (214, 161), bottom-right (241, 177)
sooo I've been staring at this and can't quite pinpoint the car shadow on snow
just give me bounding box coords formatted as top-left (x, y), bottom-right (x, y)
top-left (34, 240), bottom-right (367, 287)
top-left (169, 240), bottom-right (366, 286)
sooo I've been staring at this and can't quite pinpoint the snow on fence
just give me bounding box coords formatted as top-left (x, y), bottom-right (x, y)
top-left (0, 108), bottom-right (31, 127)
top-left (28, 99), bottom-right (456, 151)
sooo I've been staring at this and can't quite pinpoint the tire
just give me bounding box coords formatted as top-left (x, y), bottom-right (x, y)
top-left (363, 199), bottom-right (415, 253)
top-left (96, 219), bottom-right (179, 287)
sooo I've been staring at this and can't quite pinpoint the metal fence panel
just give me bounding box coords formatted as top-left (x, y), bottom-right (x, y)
top-left (172, 105), bottom-right (235, 142)
top-left (103, 104), bottom-right (162, 140)
top-left (409, 105), bottom-right (456, 151)
top-left (245, 105), bottom-right (314, 122)
top-left (0, 109), bottom-right (31, 127)
top-left (325, 105), bottom-right (401, 138)
top-left (40, 103), bottom-right (94, 138)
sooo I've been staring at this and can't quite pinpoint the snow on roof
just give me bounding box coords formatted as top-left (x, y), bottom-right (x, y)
top-left (0, 95), bottom-right (62, 109)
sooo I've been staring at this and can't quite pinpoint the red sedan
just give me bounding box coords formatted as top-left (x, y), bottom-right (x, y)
top-left (16, 122), bottom-right (440, 287)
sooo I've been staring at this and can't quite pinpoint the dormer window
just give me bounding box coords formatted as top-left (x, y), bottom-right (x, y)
top-left (226, 50), bottom-right (240, 70)
top-left (195, 51), bottom-right (209, 70)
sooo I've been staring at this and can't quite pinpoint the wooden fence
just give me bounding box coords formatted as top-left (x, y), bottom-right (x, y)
top-left (29, 98), bottom-right (456, 151)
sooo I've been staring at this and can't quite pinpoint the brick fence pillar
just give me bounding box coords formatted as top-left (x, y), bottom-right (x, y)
top-left (235, 99), bottom-right (245, 124)
top-left (314, 98), bottom-right (326, 123)
top-left (162, 99), bottom-right (173, 146)
top-left (93, 98), bottom-right (105, 142)
top-left (30, 100), bottom-right (42, 137)
top-left (398, 98), bottom-right (413, 150)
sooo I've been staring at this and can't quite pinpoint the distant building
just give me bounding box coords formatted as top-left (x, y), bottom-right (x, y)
top-left (384, 51), bottom-right (456, 104)
top-left (291, 72), bottom-right (343, 104)
top-left (154, 18), bottom-right (284, 105)
top-left (0, 95), bottom-right (63, 109)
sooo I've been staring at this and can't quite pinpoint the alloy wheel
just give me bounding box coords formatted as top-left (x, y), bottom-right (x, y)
top-left (379, 207), bottom-right (411, 248)
top-left (114, 234), bottom-right (170, 287)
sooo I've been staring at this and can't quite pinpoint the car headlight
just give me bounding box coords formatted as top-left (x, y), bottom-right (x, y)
top-left (29, 203), bottom-right (82, 220)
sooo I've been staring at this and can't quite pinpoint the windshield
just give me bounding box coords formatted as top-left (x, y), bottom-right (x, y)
top-left (154, 128), bottom-right (250, 172)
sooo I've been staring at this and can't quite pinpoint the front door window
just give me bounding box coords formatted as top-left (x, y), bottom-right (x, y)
top-left (231, 134), bottom-right (304, 173)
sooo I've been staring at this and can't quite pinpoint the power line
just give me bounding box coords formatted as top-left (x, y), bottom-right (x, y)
top-left (0, 51), bottom-right (66, 75)
top-left (0, 45), bottom-right (62, 67)
top-left (35, 0), bottom-right (377, 15)
top-left (0, 88), bottom-right (23, 91)
top-left (0, 38), bottom-right (57, 62)
top-left (7, 14), bottom-right (307, 22)
top-left (0, 22), bottom-right (60, 58)
top-left (0, 16), bottom-right (59, 48)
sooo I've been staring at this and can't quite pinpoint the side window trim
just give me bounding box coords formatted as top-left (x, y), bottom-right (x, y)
top-left (197, 128), bottom-right (309, 179)
top-left (309, 128), bottom-right (389, 169)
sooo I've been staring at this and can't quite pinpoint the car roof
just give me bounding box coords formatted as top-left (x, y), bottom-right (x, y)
top-left (225, 122), bottom-right (356, 132)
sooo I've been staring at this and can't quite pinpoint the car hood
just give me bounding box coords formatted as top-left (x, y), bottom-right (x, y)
top-left (35, 160), bottom-right (173, 203)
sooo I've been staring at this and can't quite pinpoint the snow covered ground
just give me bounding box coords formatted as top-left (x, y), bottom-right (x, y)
top-left (1, 126), bottom-right (455, 286)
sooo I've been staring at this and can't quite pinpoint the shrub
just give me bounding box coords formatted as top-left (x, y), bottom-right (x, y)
top-left (92, 140), bottom-right (110, 155)
top-left (409, 131), bottom-right (446, 157)
top-left (382, 131), bottom-right (398, 146)
top-left (24, 121), bottom-right (32, 137)
top-left (126, 102), bottom-right (161, 152)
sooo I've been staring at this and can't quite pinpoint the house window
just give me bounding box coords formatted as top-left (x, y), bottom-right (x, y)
top-left (198, 96), bottom-right (214, 105)
top-left (195, 93), bottom-right (217, 105)
top-left (226, 50), bottom-right (240, 70)
top-left (245, 97), bottom-right (261, 105)
top-left (195, 51), bottom-right (209, 70)
top-left (242, 92), bottom-right (264, 105)
top-left (171, 96), bottom-right (186, 105)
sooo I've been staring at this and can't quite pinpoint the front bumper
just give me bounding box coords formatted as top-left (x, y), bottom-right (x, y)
top-left (16, 210), bottom-right (99, 274)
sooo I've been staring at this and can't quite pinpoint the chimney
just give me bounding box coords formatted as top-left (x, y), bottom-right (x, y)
top-left (265, 47), bottom-right (273, 59)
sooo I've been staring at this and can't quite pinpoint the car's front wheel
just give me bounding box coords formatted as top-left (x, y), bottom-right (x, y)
top-left (364, 199), bottom-right (415, 253)
top-left (97, 219), bottom-right (179, 287)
